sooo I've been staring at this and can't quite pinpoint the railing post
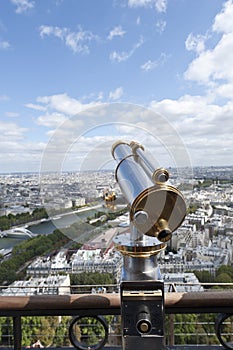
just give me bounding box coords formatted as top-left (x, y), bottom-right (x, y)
top-left (168, 314), bottom-right (175, 346)
top-left (13, 316), bottom-right (22, 350)
top-left (168, 283), bottom-right (176, 347)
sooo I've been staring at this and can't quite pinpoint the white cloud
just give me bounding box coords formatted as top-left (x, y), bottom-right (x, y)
top-left (39, 25), bottom-right (61, 38)
top-left (0, 138), bottom-right (45, 173)
top-left (110, 36), bottom-right (144, 62)
top-left (0, 41), bottom-right (11, 50)
top-left (141, 53), bottom-right (168, 71)
top-left (108, 26), bottom-right (126, 40)
top-left (81, 91), bottom-right (104, 102)
top-left (150, 95), bottom-right (215, 119)
top-left (155, 0), bottom-right (167, 13)
top-left (185, 33), bottom-right (207, 53)
top-left (39, 103), bottom-right (193, 173)
top-left (141, 59), bottom-right (158, 71)
top-left (31, 97), bottom-right (232, 169)
top-left (0, 121), bottom-right (27, 140)
top-left (25, 103), bottom-right (47, 111)
top-left (39, 25), bottom-right (97, 54)
top-left (155, 20), bottom-right (166, 34)
top-left (184, 0), bottom-right (233, 87)
top-left (128, 0), bottom-right (167, 12)
top-left (146, 1), bottom-right (233, 166)
top-left (36, 112), bottom-right (67, 128)
top-left (149, 94), bottom-right (233, 152)
top-left (185, 33), bottom-right (233, 84)
top-left (108, 87), bottom-right (123, 100)
top-left (11, 0), bottom-right (35, 14)
top-left (4, 2), bottom-right (233, 171)
top-left (136, 17), bottom-right (141, 25)
top-left (36, 93), bottom-right (99, 116)
top-left (110, 51), bottom-right (130, 62)
top-left (212, 0), bottom-right (233, 33)
top-left (184, 50), bottom-right (214, 84)
top-left (214, 82), bottom-right (233, 99)
top-left (148, 103), bottom-right (232, 165)
top-left (32, 93), bottom-right (103, 149)
top-left (5, 112), bottom-right (19, 117)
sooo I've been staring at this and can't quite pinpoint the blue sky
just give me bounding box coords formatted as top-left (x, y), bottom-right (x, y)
top-left (0, 0), bottom-right (232, 173)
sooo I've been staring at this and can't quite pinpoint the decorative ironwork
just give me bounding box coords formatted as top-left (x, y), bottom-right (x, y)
top-left (215, 313), bottom-right (233, 349)
top-left (69, 315), bottom-right (108, 350)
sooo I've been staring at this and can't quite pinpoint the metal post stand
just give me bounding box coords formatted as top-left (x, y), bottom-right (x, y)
top-left (114, 229), bottom-right (166, 350)
top-left (111, 140), bottom-right (187, 350)
top-left (121, 280), bottom-right (165, 350)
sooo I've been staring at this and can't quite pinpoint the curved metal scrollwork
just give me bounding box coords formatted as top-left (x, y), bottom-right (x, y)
top-left (69, 315), bottom-right (108, 350)
top-left (215, 313), bottom-right (233, 349)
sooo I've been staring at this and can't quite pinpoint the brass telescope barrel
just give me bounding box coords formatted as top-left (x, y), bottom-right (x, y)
top-left (112, 141), bottom-right (154, 208)
top-left (112, 140), bottom-right (187, 243)
top-left (130, 141), bottom-right (169, 184)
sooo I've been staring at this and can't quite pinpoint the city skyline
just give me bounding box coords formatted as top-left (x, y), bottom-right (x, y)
top-left (0, 0), bottom-right (233, 173)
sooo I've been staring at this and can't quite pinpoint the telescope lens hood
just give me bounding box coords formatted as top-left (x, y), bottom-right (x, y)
top-left (157, 228), bottom-right (172, 242)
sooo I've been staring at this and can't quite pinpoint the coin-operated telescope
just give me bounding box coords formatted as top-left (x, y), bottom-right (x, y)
top-left (112, 141), bottom-right (186, 350)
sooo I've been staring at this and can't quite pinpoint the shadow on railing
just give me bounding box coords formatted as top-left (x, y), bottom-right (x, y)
top-left (2, 281), bottom-right (233, 295)
top-left (1, 287), bottom-right (233, 350)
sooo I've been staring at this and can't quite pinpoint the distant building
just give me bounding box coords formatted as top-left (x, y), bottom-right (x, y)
top-left (1, 274), bottom-right (70, 296)
top-left (71, 247), bottom-right (122, 282)
top-left (27, 250), bottom-right (71, 277)
top-left (5, 205), bottom-right (32, 216)
top-left (163, 272), bottom-right (204, 292)
top-left (27, 245), bottom-right (122, 282)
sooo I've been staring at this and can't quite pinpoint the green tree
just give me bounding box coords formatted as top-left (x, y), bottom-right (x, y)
top-left (214, 272), bottom-right (233, 288)
top-left (21, 316), bottom-right (60, 347)
top-left (216, 265), bottom-right (233, 280)
top-left (0, 317), bottom-right (13, 346)
top-left (53, 316), bottom-right (71, 346)
top-left (0, 230), bottom-right (70, 284)
top-left (194, 270), bottom-right (213, 284)
top-left (0, 208), bottom-right (49, 231)
top-left (169, 314), bottom-right (198, 345)
top-left (70, 272), bottom-right (115, 293)
top-left (71, 272), bottom-right (114, 286)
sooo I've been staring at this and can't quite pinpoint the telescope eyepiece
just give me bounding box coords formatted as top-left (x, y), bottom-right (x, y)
top-left (157, 229), bottom-right (172, 242)
top-left (156, 218), bottom-right (172, 242)
top-left (136, 311), bottom-right (152, 334)
top-left (152, 168), bottom-right (169, 184)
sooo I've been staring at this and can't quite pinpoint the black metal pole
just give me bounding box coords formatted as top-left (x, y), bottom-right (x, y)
top-left (13, 316), bottom-right (22, 350)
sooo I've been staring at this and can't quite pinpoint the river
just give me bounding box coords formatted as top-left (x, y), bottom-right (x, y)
top-left (0, 206), bottom-right (103, 252)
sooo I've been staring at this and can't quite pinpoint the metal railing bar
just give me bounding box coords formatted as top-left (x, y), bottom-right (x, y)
top-left (0, 291), bottom-right (233, 316)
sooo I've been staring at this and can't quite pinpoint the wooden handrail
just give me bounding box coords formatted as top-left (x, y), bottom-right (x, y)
top-left (0, 291), bottom-right (233, 316)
